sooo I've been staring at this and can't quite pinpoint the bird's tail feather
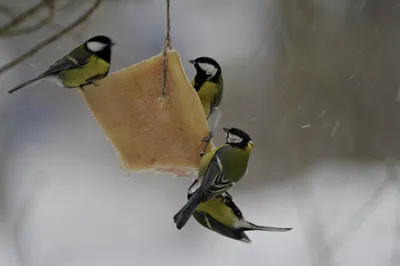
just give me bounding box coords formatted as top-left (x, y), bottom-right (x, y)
top-left (238, 232), bottom-right (252, 243)
top-left (243, 222), bottom-right (292, 232)
top-left (173, 192), bottom-right (201, 230)
top-left (8, 75), bottom-right (47, 94)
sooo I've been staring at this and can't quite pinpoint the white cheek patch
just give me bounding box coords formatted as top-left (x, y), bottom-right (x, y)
top-left (227, 133), bottom-right (243, 144)
top-left (87, 41), bottom-right (107, 52)
top-left (198, 62), bottom-right (218, 78)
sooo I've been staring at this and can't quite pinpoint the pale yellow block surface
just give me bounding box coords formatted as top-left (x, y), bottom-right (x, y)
top-left (79, 50), bottom-right (213, 176)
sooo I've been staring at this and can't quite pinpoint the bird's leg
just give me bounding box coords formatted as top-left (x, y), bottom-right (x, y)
top-left (224, 191), bottom-right (233, 198)
top-left (200, 131), bottom-right (214, 157)
top-left (86, 75), bottom-right (104, 87)
top-left (201, 131), bottom-right (214, 143)
top-left (78, 76), bottom-right (103, 92)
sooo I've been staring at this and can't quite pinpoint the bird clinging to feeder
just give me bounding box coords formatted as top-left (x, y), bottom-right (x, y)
top-left (77, 0), bottom-right (213, 177)
top-left (173, 127), bottom-right (255, 229)
top-left (188, 56), bottom-right (224, 120)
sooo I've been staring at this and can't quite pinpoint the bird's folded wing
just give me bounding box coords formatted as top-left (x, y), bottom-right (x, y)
top-left (198, 211), bottom-right (247, 241)
top-left (41, 53), bottom-right (90, 76)
top-left (222, 193), bottom-right (244, 219)
top-left (199, 146), bottom-right (232, 199)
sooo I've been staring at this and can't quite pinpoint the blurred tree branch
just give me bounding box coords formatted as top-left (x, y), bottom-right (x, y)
top-left (0, 2), bottom-right (55, 38)
top-left (0, 0), bottom-right (103, 76)
top-left (0, 0), bottom-right (52, 36)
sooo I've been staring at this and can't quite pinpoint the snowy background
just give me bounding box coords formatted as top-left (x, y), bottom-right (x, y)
top-left (1, 0), bottom-right (400, 265)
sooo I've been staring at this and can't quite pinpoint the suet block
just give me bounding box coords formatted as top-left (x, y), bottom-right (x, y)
top-left (79, 50), bottom-right (213, 176)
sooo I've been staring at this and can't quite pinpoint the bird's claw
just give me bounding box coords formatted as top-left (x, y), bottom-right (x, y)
top-left (201, 131), bottom-right (214, 143)
top-left (224, 191), bottom-right (232, 198)
top-left (200, 131), bottom-right (214, 157)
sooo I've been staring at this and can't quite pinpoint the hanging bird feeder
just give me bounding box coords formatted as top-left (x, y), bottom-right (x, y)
top-left (78, 0), bottom-right (213, 176)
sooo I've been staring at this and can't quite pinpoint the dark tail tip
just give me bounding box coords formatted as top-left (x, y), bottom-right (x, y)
top-left (274, 227), bottom-right (293, 232)
top-left (173, 213), bottom-right (189, 230)
top-left (176, 222), bottom-right (184, 230)
top-left (8, 85), bottom-right (25, 94)
top-left (238, 231), bottom-right (252, 243)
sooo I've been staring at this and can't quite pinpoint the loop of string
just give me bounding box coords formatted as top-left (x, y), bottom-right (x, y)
top-left (160, 0), bottom-right (172, 100)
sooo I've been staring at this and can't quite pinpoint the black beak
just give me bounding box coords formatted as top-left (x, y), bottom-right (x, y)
top-left (188, 59), bottom-right (195, 64)
top-left (111, 42), bottom-right (117, 46)
top-left (223, 127), bottom-right (229, 133)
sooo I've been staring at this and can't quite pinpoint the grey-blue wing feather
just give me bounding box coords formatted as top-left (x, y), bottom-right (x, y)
top-left (196, 211), bottom-right (251, 243)
top-left (40, 56), bottom-right (88, 77)
top-left (222, 192), bottom-right (244, 219)
top-left (198, 146), bottom-right (233, 201)
top-left (173, 146), bottom-right (233, 230)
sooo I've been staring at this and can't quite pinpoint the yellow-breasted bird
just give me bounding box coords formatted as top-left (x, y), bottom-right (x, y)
top-left (8, 35), bottom-right (115, 94)
top-left (189, 56), bottom-right (223, 119)
top-left (189, 191), bottom-right (292, 243)
top-left (173, 127), bottom-right (253, 230)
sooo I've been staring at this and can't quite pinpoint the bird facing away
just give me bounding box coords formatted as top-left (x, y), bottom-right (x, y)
top-left (189, 56), bottom-right (223, 119)
top-left (173, 127), bottom-right (253, 230)
top-left (190, 191), bottom-right (292, 243)
top-left (8, 35), bottom-right (116, 94)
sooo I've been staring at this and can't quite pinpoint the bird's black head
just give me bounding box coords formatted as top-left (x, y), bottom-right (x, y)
top-left (223, 127), bottom-right (253, 149)
top-left (84, 35), bottom-right (116, 63)
top-left (189, 56), bottom-right (222, 87)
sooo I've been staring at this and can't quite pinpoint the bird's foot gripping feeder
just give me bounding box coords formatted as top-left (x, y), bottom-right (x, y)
top-left (79, 49), bottom-right (213, 177)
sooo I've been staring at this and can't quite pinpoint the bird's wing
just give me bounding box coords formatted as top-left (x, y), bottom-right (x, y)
top-left (40, 46), bottom-right (91, 77)
top-left (212, 76), bottom-right (224, 108)
top-left (196, 211), bottom-right (251, 243)
top-left (222, 192), bottom-right (244, 220)
top-left (198, 146), bottom-right (233, 201)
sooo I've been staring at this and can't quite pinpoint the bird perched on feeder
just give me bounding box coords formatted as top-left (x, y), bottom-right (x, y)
top-left (8, 35), bottom-right (116, 94)
top-left (189, 191), bottom-right (292, 243)
top-left (189, 56), bottom-right (223, 119)
top-left (173, 127), bottom-right (253, 230)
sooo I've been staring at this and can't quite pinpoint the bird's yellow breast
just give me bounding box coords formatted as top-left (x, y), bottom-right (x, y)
top-left (196, 81), bottom-right (220, 118)
top-left (59, 56), bottom-right (109, 88)
top-left (196, 197), bottom-right (237, 227)
top-left (198, 143), bottom-right (252, 183)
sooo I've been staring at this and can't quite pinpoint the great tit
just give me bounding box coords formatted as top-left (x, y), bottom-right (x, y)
top-left (190, 191), bottom-right (292, 243)
top-left (173, 127), bottom-right (253, 230)
top-left (8, 35), bottom-right (115, 94)
top-left (189, 56), bottom-right (223, 119)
